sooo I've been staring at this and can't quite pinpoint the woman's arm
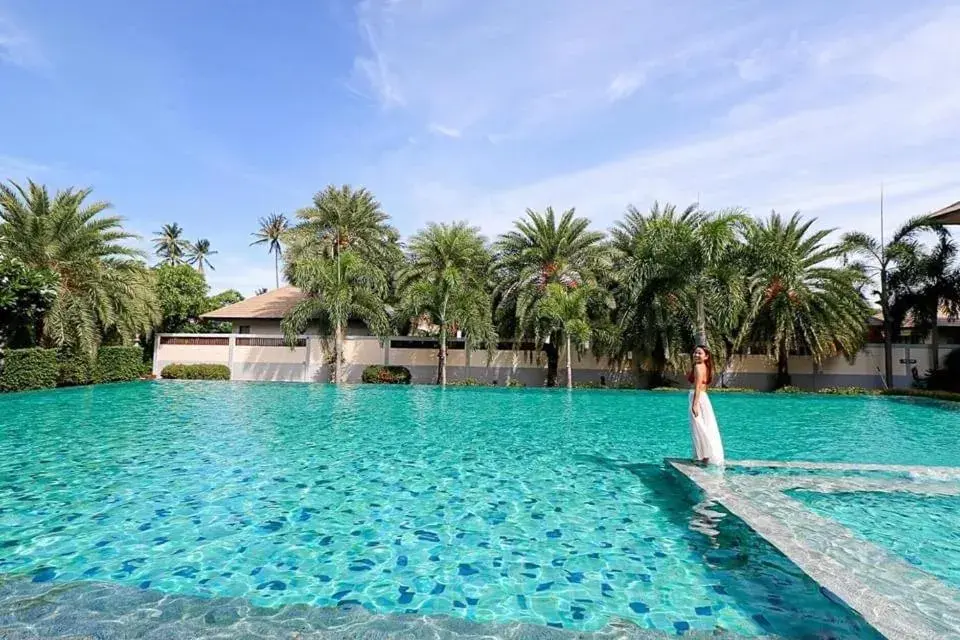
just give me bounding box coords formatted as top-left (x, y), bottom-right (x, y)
top-left (691, 364), bottom-right (704, 417)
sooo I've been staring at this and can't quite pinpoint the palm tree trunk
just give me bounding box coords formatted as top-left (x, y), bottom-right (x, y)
top-left (776, 339), bottom-right (790, 388)
top-left (334, 321), bottom-right (344, 384)
top-left (544, 341), bottom-right (559, 387)
top-left (881, 271), bottom-right (893, 388)
top-left (565, 334), bottom-right (573, 389)
top-left (274, 251), bottom-right (279, 289)
top-left (931, 306), bottom-right (941, 371)
top-left (631, 347), bottom-right (642, 389)
top-left (696, 296), bottom-right (707, 346)
top-left (437, 326), bottom-right (447, 386)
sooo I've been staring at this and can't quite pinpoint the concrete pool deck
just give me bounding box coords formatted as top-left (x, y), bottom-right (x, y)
top-left (666, 459), bottom-right (960, 640)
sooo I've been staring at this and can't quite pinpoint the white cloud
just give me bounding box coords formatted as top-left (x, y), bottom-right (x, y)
top-left (362, 3), bottom-right (960, 245)
top-left (0, 13), bottom-right (46, 69)
top-left (607, 71), bottom-right (644, 102)
top-left (428, 123), bottom-right (461, 138)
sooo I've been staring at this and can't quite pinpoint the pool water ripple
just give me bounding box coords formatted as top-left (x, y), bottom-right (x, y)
top-left (2, 382), bottom-right (954, 637)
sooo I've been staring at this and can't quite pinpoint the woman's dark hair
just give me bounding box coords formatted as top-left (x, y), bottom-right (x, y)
top-left (687, 345), bottom-right (713, 385)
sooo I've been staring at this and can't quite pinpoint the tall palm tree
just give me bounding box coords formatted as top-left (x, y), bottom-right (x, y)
top-left (889, 233), bottom-right (960, 370)
top-left (282, 251), bottom-right (391, 384)
top-left (537, 282), bottom-right (613, 388)
top-left (153, 223), bottom-right (189, 265)
top-left (0, 180), bottom-right (159, 354)
top-left (610, 202), bottom-right (701, 387)
top-left (742, 212), bottom-right (871, 388)
top-left (250, 213), bottom-right (288, 289)
top-left (187, 238), bottom-right (217, 275)
top-left (843, 215), bottom-right (942, 387)
top-left (398, 222), bottom-right (496, 386)
top-left (494, 206), bottom-right (610, 386)
top-left (285, 185), bottom-right (401, 271)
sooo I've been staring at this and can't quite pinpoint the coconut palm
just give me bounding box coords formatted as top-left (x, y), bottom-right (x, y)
top-left (285, 185), bottom-right (401, 271)
top-left (282, 250), bottom-right (390, 384)
top-left (494, 206), bottom-right (610, 386)
top-left (0, 180), bottom-right (159, 354)
top-left (187, 238), bottom-right (217, 275)
top-left (250, 213), bottom-right (288, 289)
top-left (888, 233), bottom-right (960, 370)
top-left (153, 223), bottom-right (189, 265)
top-left (742, 212), bottom-right (871, 388)
top-left (842, 215), bottom-right (943, 387)
top-left (537, 282), bottom-right (613, 388)
top-left (398, 222), bottom-right (496, 386)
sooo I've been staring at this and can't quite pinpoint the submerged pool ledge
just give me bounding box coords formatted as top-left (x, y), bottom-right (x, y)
top-left (666, 458), bottom-right (960, 640)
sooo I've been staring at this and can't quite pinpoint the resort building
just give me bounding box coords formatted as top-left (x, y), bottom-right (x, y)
top-left (931, 199), bottom-right (960, 224)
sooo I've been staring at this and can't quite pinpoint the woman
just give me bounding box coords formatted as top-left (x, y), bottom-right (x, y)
top-left (688, 345), bottom-right (724, 466)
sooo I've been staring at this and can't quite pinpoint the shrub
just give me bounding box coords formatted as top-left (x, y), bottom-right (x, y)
top-left (818, 386), bottom-right (878, 396)
top-left (58, 349), bottom-right (94, 386)
top-left (774, 385), bottom-right (805, 394)
top-left (361, 365), bottom-right (411, 384)
top-left (94, 346), bottom-right (144, 383)
top-left (882, 388), bottom-right (960, 403)
top-left (161, 363), bottom-right (231, 380)
top-left (449, 377), bottom-right (485, 387)
top-left (709, 386), bottom-right (758, 393)
top-left (0, 348), bottom-right (59, 391)
top-left (505, 378), bottom-right (525, 388)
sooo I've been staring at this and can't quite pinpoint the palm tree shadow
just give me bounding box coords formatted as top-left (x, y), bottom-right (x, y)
top-left (574, 454), bottom-right (882, 639)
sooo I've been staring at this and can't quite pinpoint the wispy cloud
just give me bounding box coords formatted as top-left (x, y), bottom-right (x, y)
top-left (0, 12), bottom-right (46, 69)
top-left (428, 123), bottom-right (461, 138)
top-left (354, 2), bottom-right (960, 243)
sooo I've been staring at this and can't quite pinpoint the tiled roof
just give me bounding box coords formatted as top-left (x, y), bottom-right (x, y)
top-left (201, 286), bottom-right (306, 320)
top-left (931, 200), bottom-right (960, 224)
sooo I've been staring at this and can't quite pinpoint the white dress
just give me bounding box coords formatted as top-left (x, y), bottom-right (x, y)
top-left (689, 390), bottom-right (725, 465)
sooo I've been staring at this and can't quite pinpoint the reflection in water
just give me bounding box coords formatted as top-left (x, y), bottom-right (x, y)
top-left (688, 498), bottom-right (726, 541)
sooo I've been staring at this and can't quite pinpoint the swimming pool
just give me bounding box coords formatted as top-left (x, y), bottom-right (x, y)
top-left (1, 382), bottom-right (956, 637)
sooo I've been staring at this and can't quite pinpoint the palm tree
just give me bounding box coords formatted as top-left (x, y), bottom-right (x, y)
top-left (494, 206), bottom-right (609, 386)
top-left (187, 238), bottom-right (217, 275)
top-left (250, 213), bottom-right (288, 289)
top-left (282, 251), bottom-right (390, 384)
top-left (843, 215), bottom-right (942, 387)
top-left (398, 222), bottom-right (496, 386)
top-left (153, 223), bottom-right (189, 265)
top-left (0, 180), bottom-right (159, 354)
top-left (742, 212), bottom-right (871, 388)
top-left (285, 185), bottom-right (401, 270)
top-left (537, 282), bottom-right (613, 388)
top-left (610, 202), bottom-right (701, 386)
top-left (889, 233), bottom-right (960, 370)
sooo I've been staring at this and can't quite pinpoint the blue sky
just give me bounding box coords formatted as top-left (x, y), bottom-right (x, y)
top-left (2, 0), bottom-right (959, 294)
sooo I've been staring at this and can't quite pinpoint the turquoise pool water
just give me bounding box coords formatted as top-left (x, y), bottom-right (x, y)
top-left (790, 490), bottom-right (960, 589)
top-left (2, 383), bottom-right (955, 637)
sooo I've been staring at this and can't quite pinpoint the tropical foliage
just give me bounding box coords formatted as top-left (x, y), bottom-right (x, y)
top-left (251, 213), bottom-right (288, 289)
top-left (740, 212), bottom-right (871, 387)
top-left (537, 282), bottom-right (613, 388)
top-left (0, 180), bottom-right (159, 355)
top-left (398, 222), bottom-right (496, 385)
top-left (493, 207), bottom-right (610, 386)
top-left (153, 223), bottom-right (189, 266)
top-left (0, 256), bottom-right (57, 349)
top-left (187, 238), bottom-right (217, 275)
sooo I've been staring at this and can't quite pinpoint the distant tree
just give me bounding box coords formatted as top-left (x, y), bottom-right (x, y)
top-left (187, 238), bottom-right (217, 275)
top-left (843, 215), bottom-right (943, 387)
top-left (154, 264), bottom-right (209, 333)
top-left (742, 212), bottom-right (872, 388)
top-left (494, 207), bottom-right (610, 386)
top-left (283, 251), bottom-right (390, 384)
top-left (537, 282), bottom-right (613, 388)
top-left (153, 223), bottom-right (190, 266)
top-left (251, 213), bottom-right (288, 289)
top-left (0, 180), bottom-right (158, 354)
top-left (398, 222), bottom-right (496, 386)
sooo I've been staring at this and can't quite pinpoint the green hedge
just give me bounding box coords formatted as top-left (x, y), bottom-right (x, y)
top-left (882, 388), bottom-right (960, 403)
top-left (58, 349), bottom-right (94, 387)
top-left (94, 346), bottom-right (144, 383)
top-left (361, 365), bottom-right (411, 384)
top-left (160, 363), bottom-right (231, 380)
top-left (0, 348), bottom-right (59, 391)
